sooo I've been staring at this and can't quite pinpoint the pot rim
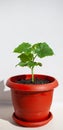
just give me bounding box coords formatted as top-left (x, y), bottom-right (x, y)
top-left (6, 74), bottom-right (58, 91)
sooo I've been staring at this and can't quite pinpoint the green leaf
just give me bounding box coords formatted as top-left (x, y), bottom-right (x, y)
top-left (37, 62), bottom-right (42, 66)
top-left (27, 61), bottom-right (36, 68)
top-left (18, 53), bottom-right (33, 62)
top-left (13, 42), bottom-right (31, 54)
top-left (17, 62), bottom-right (28, 67)
top-left (27, 61), bottom-right (42, 68)
top-left (32, 42), bottom-right (54, 58)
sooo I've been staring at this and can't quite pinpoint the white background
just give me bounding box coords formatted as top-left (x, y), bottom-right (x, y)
top-left (0, 1), bottom-right (63, 130)
top-left (0, 0), bottom-right (63, 103)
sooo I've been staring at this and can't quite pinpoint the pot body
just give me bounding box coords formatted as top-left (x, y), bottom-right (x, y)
top-left (6, 74), bottom-right (58, 122)
top-left (11, 89), bottom-right (53, 121)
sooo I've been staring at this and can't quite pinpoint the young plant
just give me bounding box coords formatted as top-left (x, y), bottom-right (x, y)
top-left (13, 42), bottom-right (54, 83)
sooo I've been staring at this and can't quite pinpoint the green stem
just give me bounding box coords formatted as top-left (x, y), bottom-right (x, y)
top-left (31, 55), bottom-right (37, 83)
top-left (34, 54), bottom-right (37, 60)
top-left (31, 67), bottom-right (34, 83)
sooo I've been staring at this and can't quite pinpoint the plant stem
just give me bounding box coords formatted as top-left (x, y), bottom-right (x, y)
top-left (31, 67), bottom-right (34, 83)
top-left (34, 54), bottom-right (37, 60)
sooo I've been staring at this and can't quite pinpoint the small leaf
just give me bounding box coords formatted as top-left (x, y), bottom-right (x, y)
top-left (37, 62), bottom-right (42, 66)
top-left (27, 61), bottom-right (36, 68)
top-left (18, 53), bottom-right (33, 62)
top-left (17, 62), bottom-right (27, 67)
top-left (27, 61), bottom-right (42, 68)
top-left (32, 42), bottom-right (54, 58)
top-left (13, 42), bottom-right (31, 54)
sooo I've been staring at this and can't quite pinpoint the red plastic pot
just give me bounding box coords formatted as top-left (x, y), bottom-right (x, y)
top-left (6, 74), bottom-right (58, 127)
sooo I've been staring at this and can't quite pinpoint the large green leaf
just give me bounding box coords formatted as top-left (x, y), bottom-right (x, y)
top-left (32, 42), bottom-right (54, 58)
top-left (18, 53), bottom-right (33, 62)
top-left (13, 42), bottom-right (31, 54)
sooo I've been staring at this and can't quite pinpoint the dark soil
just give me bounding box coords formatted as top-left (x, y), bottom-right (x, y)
top-left (17, 78), bottom-right (50, 84)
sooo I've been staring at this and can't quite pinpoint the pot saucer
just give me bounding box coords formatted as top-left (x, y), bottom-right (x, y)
top-left (12, 112), bottom-right (53, 127)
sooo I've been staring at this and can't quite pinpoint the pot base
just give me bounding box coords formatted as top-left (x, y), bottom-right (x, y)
top-left (12, 112), bottom-right (53, 127)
